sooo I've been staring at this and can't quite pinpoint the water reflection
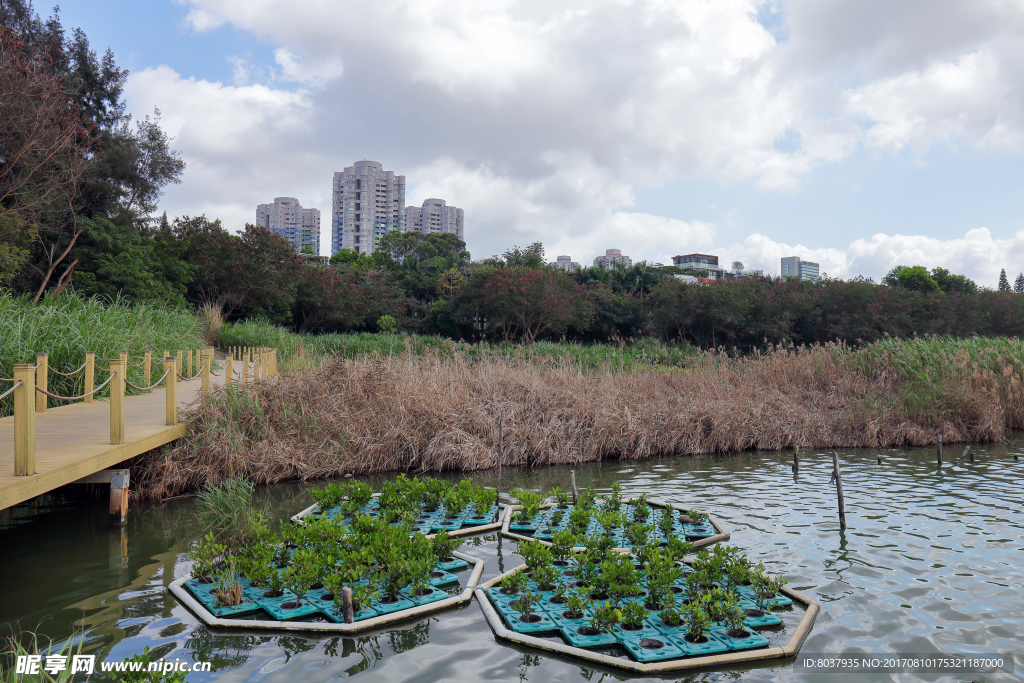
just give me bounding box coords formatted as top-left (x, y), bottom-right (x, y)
top-left (1, 438), bottom-right (1023, 681)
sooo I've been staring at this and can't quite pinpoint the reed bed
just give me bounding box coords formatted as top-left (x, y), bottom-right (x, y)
top-left (133, 337), bottom-right (1024, 500)
top-left (219, 318), bottom-right (698, 372)
top-left (0, 293), bottom-right (204, 413)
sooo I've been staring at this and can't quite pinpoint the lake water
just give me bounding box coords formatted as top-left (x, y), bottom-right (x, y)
top-left (2, 438), bottom-right (1023, 682)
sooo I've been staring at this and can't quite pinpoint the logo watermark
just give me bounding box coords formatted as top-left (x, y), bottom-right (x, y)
top-left (16, 654), bottom-right (212, 676)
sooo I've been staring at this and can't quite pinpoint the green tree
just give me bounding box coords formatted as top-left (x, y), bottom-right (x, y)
top-left (998, 268), bottom-right (1011, 292)
top-left (882, 265), bottom-right (940, 292)
top-left (930, 267), bottom-right (977, 295)
top-left (501, 242), bottom-right (545, 269)
top-left (329, 247), bottom-right (373, 268)
top-left (1014, 273), bottom-right (1024, 294)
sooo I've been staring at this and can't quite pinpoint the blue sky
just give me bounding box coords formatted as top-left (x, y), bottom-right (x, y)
top-left (54, 1), bottom-right (1024, 283)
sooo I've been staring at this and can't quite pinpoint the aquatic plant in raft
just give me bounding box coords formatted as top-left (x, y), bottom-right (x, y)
top-left (586, 601), bottom-right (622, 635)
top-left (599, 553), bottom-right (639, 607)
top-left (562, 588), bottom-right (590, 619)
top-left (644, 549), bottom-right (684, 612)
top-left (576, 487), bottom-right (597, 511)
top-left (552, 486), bottom-right (571, 508)
top-left (518, 539), bottom-right (552, 571)
top-left (630, 493), bottom-right (650, 523)
top-left (681, 596), bottom-right (712, 643)
top-left (512, 488), bottom-right (543, 522)
top-left (752, 571), bottom-right (786, 612)
top-left (658, 606), bottom-right (683, 628)
top-left (422, 477), bottom-right (447, 512)
top-left (684, 508), bottom-right (709, 526)
top-left (633, 537), bottom-right (661, 569)
top-left (567, 504), bottom-right (590, 535)
top-left (716, 591), bottom-right (751, 638)
top-left (212, 557), bottom-right (245, 607)
top-left (602, 482), bottom-right (623, 511)
top-left (190, 533), bottom-right (224, 583)
top-left (531, 564), bottom-right (559, 592)
top-left (310, 483), bottom-right (347, 512)
top-left (282, 548), bottom-right (321, 608)
top-left (431, 529), bottom-right (463, 563)
top-left (513, 586), bottom-right (543, 623)
top-left (550, 529), bottom-right (576, 565)
top-left (470, 486), bottom-right (498, 518)
top-left (620, 601), bottom-right (651, 632)
top-left (624, 522), bottom-right (652, 548)
top-left (500, 571), bottom-right (528, 595)
top-left (657, 507), bottom-right (674, 537)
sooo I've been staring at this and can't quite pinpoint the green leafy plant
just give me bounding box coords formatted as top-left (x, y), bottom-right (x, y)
top-left (599, 553), bottom-right (640, 606)
top-left (190, 532), bottom-right (225, 581)
top-left (658, 606), bottom-right (682, 627)
top-left (500, 571), bottom-right (528, 595)
top-left (563, 588), bottom-right (590, 618)
top-left (518, 539), bottom-right (552, 570)
top-left (512, 488), bottom-right (543, 522)
top-left (282, 548), bottom-right (322, 606)
top-left (567, 505), bottom-right (590, 535)
top-left (657, 508), bottom-right (674, 536)
top-left (310, 482), bottom-right (347, 511)
top-left (620, 601), bottom-right (650, 630)
top-left (681, 596), bottom-right (712, 641)
top-left (630, 493), bottom-right (650, 523)
top-left (550, 529), bottom-right (576, 563)
top-left (117, 646), bottom-right (188, 683)
top-left (686, 509), bottom-right (709, 526)
top-left (588, 601), bottom-right (622, 633)
top-left (752, 571), bottom-right (786, 611)
top-left (531, 564), bottom-right (559, 591)
top-left (513, 586), bottom-right (542, 621)
top-left (551, 487), bottom-right (571, 508)
top-left (212, 557), bottom-right (246, 607)
top-left (624, 522), bottom-right (652, 548)
top-left (431, 529), bottom-right (462, 562)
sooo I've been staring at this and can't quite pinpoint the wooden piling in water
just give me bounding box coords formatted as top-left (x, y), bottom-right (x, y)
top-left (341, 586), bottom-right (354, 624)
top-left (831, 451), bottom-right (846, 530)
top-left (570, 470), bottom-right (579, 504)
top-left (496, 406), bottom-right (503, 502)
top-left (937, 434), bottom-right (943, 463)
top-left (958, 446), bottom-right (970, 466)
top-left (792, 452), bottom-right (799, 473)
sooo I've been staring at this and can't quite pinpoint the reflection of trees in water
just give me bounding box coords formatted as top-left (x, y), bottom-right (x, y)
top-left (184, 630), bottom-right (274, 671)
top-left (518, 653), bottom-right (540, 682)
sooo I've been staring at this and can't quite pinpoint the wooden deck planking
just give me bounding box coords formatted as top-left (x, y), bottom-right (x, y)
top-left (0, 376), bottom-right (213, 510)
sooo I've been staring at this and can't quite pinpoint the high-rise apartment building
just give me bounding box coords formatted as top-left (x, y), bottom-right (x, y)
top-left (781, 256), bottom-right (820, 282)
top-left (593, 249), bottom-right (632, 270)
top-left (255, 197), bottom-right (320, 253)
top-left (332, 160), bottom-right (405, 254)
top-left (405, 198), bottom-right (464, 240)
top-left (550, 255), bottom-right (581, 272)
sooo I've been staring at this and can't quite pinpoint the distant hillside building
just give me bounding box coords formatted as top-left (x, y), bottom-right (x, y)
top-left (551, 255), bottom-right (581, 272)
top-left (672, 253), bottom-right (724, 279)
top-left (781, 256), bottom-right (820, 282)
top-left (332, 160), bottom-right (405, 255)
top-left (255, 197), bottom-right (320, 253)
top-left (594, 249), bottom-right (632, 270)
top-left (405, 198), bottom-right (464, 240)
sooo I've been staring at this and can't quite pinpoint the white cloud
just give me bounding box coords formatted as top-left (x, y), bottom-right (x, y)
top-left (126, 1), bottom-right (1024, 261)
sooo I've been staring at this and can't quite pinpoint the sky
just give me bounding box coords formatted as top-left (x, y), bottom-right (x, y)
top-left (53, 0), bottom-right (1024, 283)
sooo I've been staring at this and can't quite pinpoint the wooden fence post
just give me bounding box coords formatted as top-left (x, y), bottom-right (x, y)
top-left (35, 352), bottom-right (48, 413)
top-left (176, 350), bottom-right (183, 383)
top-left (225, 354), bottom-right (233, 387)
top-left (110, 360), bottom-right (125, 445)
top-left (143, 351), bottom-right (152, 389)
top-left (241, 350), bottom-right (249, 388)
top-left (201, 350), bottom-right (211, 394)
top-left (164, 353), bottom-right (177, 425)
top-left (189, 349), bottom-right (195, 377)
top-left (84, 352), bottom-right (95, 403)
top-left (13, 364), bottom-right (36, 476)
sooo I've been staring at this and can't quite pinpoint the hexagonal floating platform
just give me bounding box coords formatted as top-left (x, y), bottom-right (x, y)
top-left (501, 498), bottom-right (730, 551)
top-left (170, 550), bottom-right (485, 634)
top-left (475, 563), bottom-right (819, 674)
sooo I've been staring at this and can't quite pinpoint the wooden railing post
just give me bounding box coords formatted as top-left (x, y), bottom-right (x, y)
top-left (225, 354), bottom-right (233, 387)
top-left (176, 350), bottom-right (183, 382)
top-left (110, 360), bottom-right (125, 445)
top-left (241, 350), bottom-right (249, 388)
top-left (201, 350), bottom-right (211, 394)
top-left (269, 349), bottom-right (277, 377)
top-left (84, 352), bottom-right (95, 403)
top-left (35, 352), bottom-right (48, 413)
top-left (164, 352), bottom-right (176, 425)
top-left (143, 351), bottom-right (152, 389)
top-left (13, 364), bottom-right (36, 476)
top-left (187, 349), bottom-right (194, 377)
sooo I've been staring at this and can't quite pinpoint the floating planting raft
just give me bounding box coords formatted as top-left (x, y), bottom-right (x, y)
top-left (501, 484), bottom-right (729, 550)
top-left (171, 476), bottom-right (498, 633)
top-left (477, 485), bottom-right (817, 673)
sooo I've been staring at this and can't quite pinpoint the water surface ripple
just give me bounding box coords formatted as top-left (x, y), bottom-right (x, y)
top-left (2, 439), bottom-right (1023, 682)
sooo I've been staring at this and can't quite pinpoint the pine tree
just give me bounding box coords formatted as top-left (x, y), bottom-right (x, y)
top-left (1015, 273), bottom-right (1024, 294)
top-left (998, 268), bottom-right (1011, 292)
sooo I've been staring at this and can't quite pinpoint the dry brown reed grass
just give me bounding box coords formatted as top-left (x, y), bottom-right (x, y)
top-left (133, 343), bottom-right (1017, 500)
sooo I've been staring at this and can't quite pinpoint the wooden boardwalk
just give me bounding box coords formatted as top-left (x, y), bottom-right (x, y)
top-left (0, 374), bottom-right (214, 511)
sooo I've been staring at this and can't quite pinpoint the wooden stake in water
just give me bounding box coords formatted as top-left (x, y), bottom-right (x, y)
top-left (570, 470), bottom-right (579, 504)
top-left (958, 445), bottom-right (970, 466)
top-left (496, 405), bottom-right (504, 502)
top-left (341, 586), bottom-right (354, 624)
top-left (937, 434), bottom-right (943, 463)
top-left (831, 451), bottom-right (846, 530)
top-left (792, 452), bottom-right (799, 473)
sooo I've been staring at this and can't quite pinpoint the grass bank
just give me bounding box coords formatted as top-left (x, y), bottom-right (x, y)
top-left (0, 293), bottom-right (205, 412)
top-left (133, 335), bottom-right (1024, 500)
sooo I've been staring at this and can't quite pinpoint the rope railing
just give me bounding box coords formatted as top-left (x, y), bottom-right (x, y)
top-left (0, 381), bottom-right (22, 402)
top-left (125, 367), bottom-right (172, 392)
top-left (49, 360), bottom-right (90, 377)
top-left (0, 377), bottom-right (14, 383)
top-left (35, 373), bottom-right (115, 402)
top-left (176, 362), bottom-right (208, 382)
